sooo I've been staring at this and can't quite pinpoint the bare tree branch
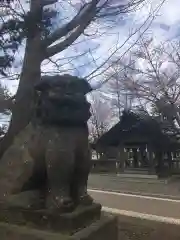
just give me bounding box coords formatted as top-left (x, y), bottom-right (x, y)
top-left (45, 14), bottom-right (95, 58)
top-left (43, 0), bottom-right (100, 48)
top-left (41, 0), bottom-right (58, 7)
top-left (87, 0), bottom-right (166, 82)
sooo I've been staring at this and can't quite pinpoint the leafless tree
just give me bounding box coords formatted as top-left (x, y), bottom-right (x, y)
top-left (101, 59), bottom-right (137, 119)
top-left (86, 0), bottom-right (166, 84)
top-left (106, 37), bottom-right (180, 128)
top-left (88, 91), bottom-right (112, 143)
top-left (0, 0), bottom-right (148, 157)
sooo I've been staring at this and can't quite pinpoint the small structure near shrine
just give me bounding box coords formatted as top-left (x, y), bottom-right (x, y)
top-left (95, 110), bottom-right (180, 177)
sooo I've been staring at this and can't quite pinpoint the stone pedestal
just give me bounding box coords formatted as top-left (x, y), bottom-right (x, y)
top-left (73, 214), bottom-right (118, 240)
top-left (0, 203), bottom-right (101, 234)
top-left (0, 204), bottom-right (118, 240)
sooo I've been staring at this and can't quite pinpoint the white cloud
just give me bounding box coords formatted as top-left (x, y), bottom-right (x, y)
top-left (2, 0), bottom-right (180, 92)
top-left (156, 0), bottom-right (180, 25)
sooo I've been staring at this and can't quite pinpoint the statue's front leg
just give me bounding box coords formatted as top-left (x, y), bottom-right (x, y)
top-left (45, 136), bottom-right (74, 212)
top-left (72, 139), bottom-right (93, 206)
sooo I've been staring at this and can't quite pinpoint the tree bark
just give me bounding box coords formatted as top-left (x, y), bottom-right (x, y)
top-left (0, 0), bottom-right (43, 158)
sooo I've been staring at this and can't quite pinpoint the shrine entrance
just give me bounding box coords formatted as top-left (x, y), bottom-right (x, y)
top-left (95, 110), bottom-right (180, 178)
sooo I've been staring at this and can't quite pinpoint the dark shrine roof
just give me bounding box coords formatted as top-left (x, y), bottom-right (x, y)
top-left (96, 110), bottom-right (180, 150)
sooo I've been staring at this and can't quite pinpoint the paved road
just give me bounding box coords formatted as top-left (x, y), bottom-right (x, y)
top-left (88, 174), bottom-right (180, 224)
top-left (88, 189), bottom-right (180, 224)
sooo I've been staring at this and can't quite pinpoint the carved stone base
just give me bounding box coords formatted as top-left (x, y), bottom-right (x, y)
top-left (0, 203), bottom-right (118, 240)
top-left (0, 213), bottom-right (118, 240)
top-left (0, 203), bottom-right (101, 234)
top-left (73, 214), bottom-right (118, 240)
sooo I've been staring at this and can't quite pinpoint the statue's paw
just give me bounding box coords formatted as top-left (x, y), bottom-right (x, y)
top-left (60, 196), bottom-right (74, 209)
top-left (46, 195), bottom-right (74, 213)
top-left (79, 194), bottom-right (93, 206)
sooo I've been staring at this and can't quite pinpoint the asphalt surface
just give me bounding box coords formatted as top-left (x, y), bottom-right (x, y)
top-left (88, 174), bottom-right (180, 223)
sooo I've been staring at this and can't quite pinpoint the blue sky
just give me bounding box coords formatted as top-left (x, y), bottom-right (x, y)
top-left (147, 0), bottom-right (180, 41)
top-left (2, 0), bottom-right (180, 92)
top-left (1, 0), bottom-right (180, 127)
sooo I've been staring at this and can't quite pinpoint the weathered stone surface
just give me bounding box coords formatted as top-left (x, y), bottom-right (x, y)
top-left (0, 74), bottom-right (110, 240)
top-left (0, 124), bottom-right (92, 211)
top-left (35, 75), bottom-right (92, 125)
top-left (0, 74), bottom-right (94, 212)
top-left (73, 214), bottom-right (118, 240)
top-left (2, 191), bottom-right (42, 210)
top-left (0, 203), bottom-right (101, 234)
top-left (0, 222), bottom-right (70, 240)
top-left (0, 212), bottom-right (117, 240)
top-left (35, 74), bottom-right (92, 94)
top-left (0, 124), bottom-right (35, 202)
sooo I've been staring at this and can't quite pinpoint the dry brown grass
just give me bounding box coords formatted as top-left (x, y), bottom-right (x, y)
top-left (117, 215), bottom-right (180, 240)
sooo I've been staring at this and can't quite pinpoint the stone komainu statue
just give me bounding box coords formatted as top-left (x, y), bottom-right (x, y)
top-left (0, 75), bottom-right (93, 212)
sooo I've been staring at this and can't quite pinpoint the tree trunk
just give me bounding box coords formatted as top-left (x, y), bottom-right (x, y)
top-left (0, 0), bottom-right (43, 159)
top-left (0, 36), bottom-right (42, 158)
